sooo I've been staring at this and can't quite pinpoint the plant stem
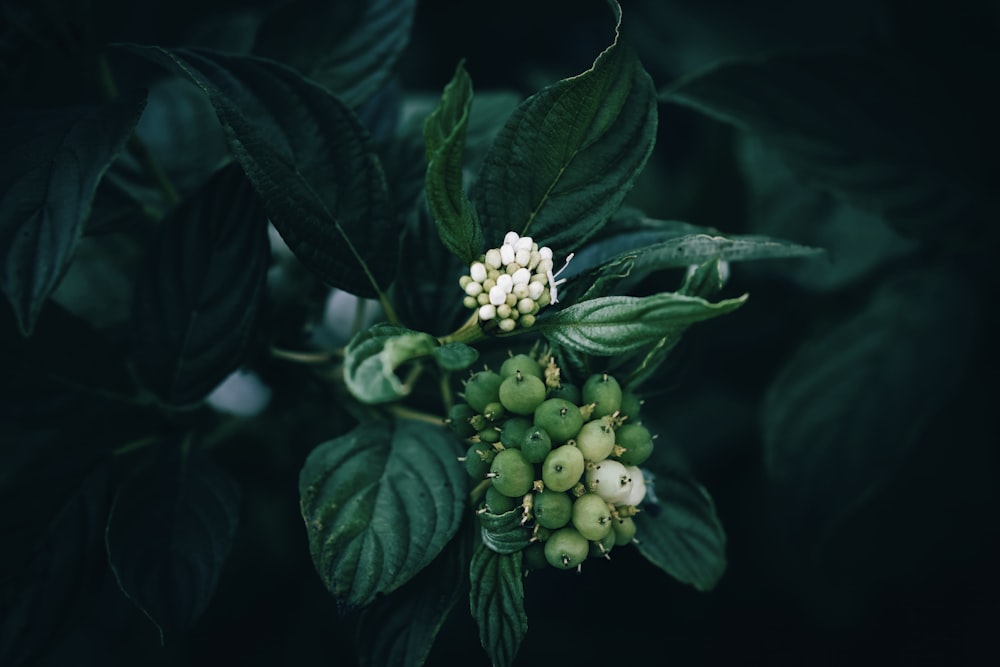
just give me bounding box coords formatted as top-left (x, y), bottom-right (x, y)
top-left (270, 346), bottom-right (339, 364)
top-left (386, 403), bottom-right (446, 426)
top-left (438, 312), bottom-right (485, 346)
top-left (470, 478), bottom-right (491, 504)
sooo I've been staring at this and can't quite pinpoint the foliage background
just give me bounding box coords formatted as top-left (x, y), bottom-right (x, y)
top-left (2, 0), bottom-right (998, 665)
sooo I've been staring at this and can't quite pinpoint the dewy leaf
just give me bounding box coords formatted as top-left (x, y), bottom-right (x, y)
top-left (130, 164), bottom-right (270, 406)
top-left (105, 445), bottom-right (241, 640)
top-left (355, 529), bottom-right (469, 667)
top-left (662, 51), bottom-right (977, 239)
top-left (423, 60), bottom-right (483, 264)
top-left (253, 0), bottom-right (417, 109)
top-left (468, 541), bottom-right (526, 667)
top-left (475, 1), bottom-right (657, 254)
top-left (634, 469), bottom-right (727, 591)
top-left (343, 323), bottom-right (439, 404)
top-left (0, 95), bottom-right (146, 335)
top-left (762, 266), bottom-right (979, 547)
top-left (123, 45), bottom-right (397, 298)
top-left (299, 418), bottom-right (467, 610)
top-left (539, 292), bottom-right (747, 356)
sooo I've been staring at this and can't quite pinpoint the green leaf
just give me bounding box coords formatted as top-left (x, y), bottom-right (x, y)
top-left (299, 418), bottom-right (467, 610)
top-left (634, 470), bottom-right (727, 591)
top-left (123, 45), bottom-right (397, 298)
top-left (539, 292), bottom-right (748, 356)
top-left (423, 60), bottom-right (482, 264)
top-left (661, 52), bottom-right (977, 239)
top-left (629, 233), bottom-right (823, 272)
top-left (343, 323), bottom-right (439, 404)
top-left (761, 266), bottom-right (979, 547)
top-left (478, 508), bottom-right (532, 555)
top-left (468, 541), bottom-right (526, 667)
top-left (474, 1), bottom-right (657, 253)
top-left (355, 530), bottom-right (469, 667)
top-left (253, 0), bottom-right (417, 108)
top-left (678, 259), bottom-right (726, 298)
top-left (431, 342), bottom-right (479, 372)
top-left (0, 95), bottom-right (146, 335)
top-left (130, 164), bottom-right (270, 406)
top-left (105, 445), bottom-right (241, 640)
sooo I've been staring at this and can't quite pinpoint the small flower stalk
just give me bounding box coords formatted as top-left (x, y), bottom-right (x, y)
top-left (458, 231), bottom-right (573, 333)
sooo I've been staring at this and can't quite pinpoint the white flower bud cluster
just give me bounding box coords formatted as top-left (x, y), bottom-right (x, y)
top-left (459, 232), bottom-right (568, 333)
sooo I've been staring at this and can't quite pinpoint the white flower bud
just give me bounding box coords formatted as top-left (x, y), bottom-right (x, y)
top-left (479, 304), bottom-right (497, 321)
top-left (485, 248), bottom-right (503, 269)
top-left (515, 248), bottom-right (531, 266)
top-left (504, 231), bottom-right (520, 247)
top-left (465, 281), bottom-right (483, 297)
top-left (477, 292), bottom-right (490, 305)
top-left (459, 275), bottom-right (472, 289)
top-left (498, 318), bottom-right (516, 332)
top-left (512, 283), bottom-right (530, 299)
top-left (537, 258), bottom-right (554, 274)
top-left (470, 262), bottom-right (487, 283)
top-left (500, 244), bottom-right (515, 265)
top-left (528, 250), bottom-right (541, 269)
top-left (539, 247), bottom-right (553, 261)
top-left (505, 262), bottom-right (521, 274)
top-left (514, 236), bottom-right (533, 252)
top-left (520, 314), bottom-right (536, 328)
top-left (496, 273), bottom-right (514, 293)
top-left (528, 281), bottom-right (545, 300)
top-left (506, 293), bottom-right (518, 307)
top-left (463, 296), bottom-right (477, 309)
top-left (489, 285), bottom-right (507, 306)
top-left (512, 267), bottom-right (531, 285)
top-left (483, 278), bottom-right (496, 292)
top-left (517, 297), bottom-right (535, 314)
top-left (497, 304), bottom-right (512, 319)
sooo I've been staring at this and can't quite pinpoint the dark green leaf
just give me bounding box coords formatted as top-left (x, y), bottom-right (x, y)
top-left (105, 445), bottom-right (241, 640)
top-left (662, 52), bottom-right (978, 238)
top-left (469, 541), bottom-right (526, 667)
top-left (299, 418), bottom-right (467, 610)
top-left (355, 530), bottom-right (469, 667)
top-left (343, 323), bottom-right (439, 404)
top-left (424, 60), bottom-right (482, 264)
top-left (475, 2), bottom-right (657, 253)
top-left (124, 45), bottom-right (397, 298)
top-left (253, 0), bottom-right (417, 108)
top-left (621, 336), bottom-right (681, 390)
top-left (432, 342), bottom-right (479, 372)
top-left (634, 469), bottom-right (727, 591)
top-left (539, 292), bottom-right (747, 356)
top-left (0, 463), bottom-right (110, 667)
top-left (629, 233), bottom-right (823, 272)
top-left (130, 164), bottom-right (269, 406)
top-left (678, 259), bottom-right (726, 299)
top-left (762, 267), bottom-right (979, 546)
top-left (478, 508), bottom-right (532, 555)
top-left (0, 95), bottom-right (146, 335)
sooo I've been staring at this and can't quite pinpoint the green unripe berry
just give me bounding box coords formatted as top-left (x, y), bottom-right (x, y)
top-left (584, 459), bottom-right (633, 504)
top-left (547, 383), bottom-right (580, 405)
top-left (521, 425), bottom-right (552, 463)
top-left (533, 397), bottom-right (584, 443)
top-left (489, 448), bottom-right (535, 498)
top-left (464, 370), bottom-right (503, 413)
top-left (498, 372), bottom-right (547, 416)
top-left (500, 353), bottom-right (544, 380)
top-left (541, 444), bottom-right (585, 492)
top-left (464, 443), bottom-right (493, 480)
top-left (619, 390), bottom-right (643, 422)
top-left (522, 542), bottom-right (549, 571)
top-left (575, 417), bottom-right (616, 462)
top-left (582, 373), bottom-right (623, 419)
top-left (615, 422), bottom-right (654, 466)
top-left (612, 516), bottom-right (637, 546)
top-left (589, 530), bottom-right (616, 559)
top-left (544, 527), bottom-right (589, 570)
top-left (500, 417), bottom-right (532, 449)
top-left (532, 489), bottom-right (573, 529)
top-left (571, 493), bottom-right (613, 541)
top-left (448, 403), bottom-right (477, 438)
top-left (485, 486), bottom-right (519, 514)
top-left (477, 426), bottom-right (501, 444)
top-left (482, 401), bottom-right (505, 422)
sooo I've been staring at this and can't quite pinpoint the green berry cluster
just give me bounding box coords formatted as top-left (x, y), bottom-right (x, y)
top-left (458, 231), bottom-right (570, 333)
top-left (451, 350), bottom-right (655, 571)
